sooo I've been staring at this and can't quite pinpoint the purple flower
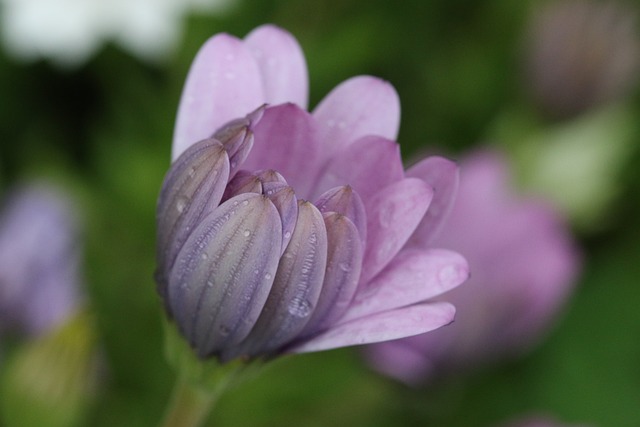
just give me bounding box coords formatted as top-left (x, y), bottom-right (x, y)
top-left (155, 25), bottom-right (469, 362)
top-left (366, 151), bottom-right (581, 384)
top-left (0, 183), bottom-right (83, 337)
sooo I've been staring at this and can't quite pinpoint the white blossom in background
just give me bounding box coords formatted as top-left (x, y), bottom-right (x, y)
top-left (0, 0), bottom-right (237, 66)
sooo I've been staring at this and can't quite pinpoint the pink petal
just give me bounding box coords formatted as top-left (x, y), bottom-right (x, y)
top-left (406, 156), bottom-right (460, 247)
top-left (290, 302), bottom-right (455, 353)
top-left (242, 104), bottom-right (322, 198)
top-left (244, 25), bottom-right (309, 109)
top-left (173, 34), bottom-right (265, 160)
top-left (341, 248), bottom-right (468, 323)
top-left (312, 135), bottom-right (404, 203)
top-left (360, 178), bottom-right (434, 284)
top-left (312, 76), bottom-right (400, 157)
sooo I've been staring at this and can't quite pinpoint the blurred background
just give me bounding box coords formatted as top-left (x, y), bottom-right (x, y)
top-left (0, 0), bottom-right (639, 426)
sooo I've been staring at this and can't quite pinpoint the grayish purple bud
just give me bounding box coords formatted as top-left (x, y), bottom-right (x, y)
top-left (299, 212), bottom-right (363, 337)
top-left (156, 139), bottom-right (230, 301)
top-left (168, 193), bottom-right (282, 358)
top-left (220, 201), bottom-right (328, 361)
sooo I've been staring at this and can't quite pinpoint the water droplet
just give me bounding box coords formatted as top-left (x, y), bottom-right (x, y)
top-left (233, 200), bottom-right (239, 206)
top-left (288, 298), bottom-right (313, 318)
top-left (188, 167), bottom-right (196, 177)
top-left (253, 269), bottom-right (260, 275)
top-left (339, 262), bottom-right (351, 272)
top-left (201, 253), bottom-right (209, 260)
top-left (264, 272), bottom-right (272, 280)
top-left (176, 196), bottom-right (189, 213)
top-left (206, 280), bottom-right (214, 288)
top-left (243, 229), bottom-right (251, 237)
top-left (219, 325), bottom-right (231, 336)
top-left (438, 265), bottom-right (461, 286)
top-left (284, 231), bottom-right (292, 239)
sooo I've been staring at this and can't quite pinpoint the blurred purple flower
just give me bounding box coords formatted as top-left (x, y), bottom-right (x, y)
top-left (155, 25), bottom-right (469, 362)
top-left (366, 151), bottom-right (581, 384)
top-left (0, 183), bottom-right (83, 337)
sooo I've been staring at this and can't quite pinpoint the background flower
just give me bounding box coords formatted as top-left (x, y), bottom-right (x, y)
top-left (366, 150), bottom-right (581, 384)
top-left (0, 0), bottom-right (237, 66)
top-left (0, 182), bottom-right (83, 337)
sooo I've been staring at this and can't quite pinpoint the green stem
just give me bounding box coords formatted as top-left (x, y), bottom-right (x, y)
top-left (160, 376), bottom-right (219, 427)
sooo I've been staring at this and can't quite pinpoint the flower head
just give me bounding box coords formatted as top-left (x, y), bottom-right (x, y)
top-left (0, 182), bottom-right (83, 337)
top-left (366, 151), bottom-right (581, 384)
top-left (156, 25), bottom-right (469, 362)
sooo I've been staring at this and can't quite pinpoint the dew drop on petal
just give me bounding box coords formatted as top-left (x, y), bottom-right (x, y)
top-left (201, 253), bottom-right (209, 260)
top-left (264, 272), bottom-right (272, 280)
top-left (339, 262), bottom-right (351, 272)
top-left (243, 229), bottom-right (251, 237)
top-left (176, 195), bottom-right (189, 213)
top-left (288, 298), bottom-right (313, 318)
top-left (438, 265), bottom-right (462, 287)
top-left (284, 231), bottom-right (292, 239)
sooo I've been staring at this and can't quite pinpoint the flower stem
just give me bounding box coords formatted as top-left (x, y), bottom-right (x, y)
top-left (160, 375), bottom-right (219, 427)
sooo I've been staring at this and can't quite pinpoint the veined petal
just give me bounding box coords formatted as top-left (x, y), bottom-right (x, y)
top-left (222, 170), bottom-right (263, 202)
top-left (315, 186), bottom-right (367, 247)
top-left (341, 248), bottom-right (468, 323)
top-left (173, 34), bottom-right (265, 160)
top-left (300, 212), bottom-right (363, 336)
top-left (407, 156), bottom-right (460, 247)
top-left (360, 178), bottom-right (434, 285)
top-left (312, 76), bottom-right (400, 157)
top-left (221, 201), bottom-right (327, 361)
top-left (313, 135), bottom-right (404, 203)
top-left (244, 24), bottom-right (309, 109)
top-left (263, 181), bottom-right (298, 254)
top-left (243, 104), bottom-right (322, 198)
top-left (290, 302), bottom-right (455, 353)
top-left (168, 193), bottom-right (282, 358)
top-left (156, 139), bottom-right (230, 298)
top-left (211, 106), bottom-right (265, 176)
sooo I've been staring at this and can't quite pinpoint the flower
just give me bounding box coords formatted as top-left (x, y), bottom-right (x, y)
top-left (155, 25), bottom-right (469, 362)
top-left (0, 0), bottom-right (236, 66)
top-left (0, 182), bottom-right (83, 337)
top-left (365, 151), bottom-right (580, 384)
top-left (524, 0), bottom-right (640, 120)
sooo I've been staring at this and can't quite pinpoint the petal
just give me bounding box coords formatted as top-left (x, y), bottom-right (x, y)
top-left (314, 186), bottom-right (367, 247)
top-left (340, 248), bottom-right (468, 323)
top-left (221, 201), bottom-right (327, 360)
top-left (290, 302), bottom-right (455, 353)
top-left (244, 24), bottom-right (309, 109)
top-left (406, 156), bottom-right (460, 247)
top-left (156, 139), bottom-right (230, 297)
top-left (263, 181), bottom-right (298, 254)
top-left (222, 170), bottom-right (263, 201)
top-left (312, 76), bottom-right (400, 156)
top-left (173, 34), bottom-right (265, 160)
top-left (168, 193), bottom-right (282, 358)
top-left (313, 135), bottom-right (404, 203)
top-left (211, 106), bottom-right (264, 176)
top-left (360, 178), bottom-right (434, 285)
top-left (243, 104), bottom-right (323, 198)
top-left (300, 212), bottom-right (363, 336)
